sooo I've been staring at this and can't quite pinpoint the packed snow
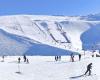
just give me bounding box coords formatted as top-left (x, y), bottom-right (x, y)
top-left (0, 55), bottom-right (100, 80)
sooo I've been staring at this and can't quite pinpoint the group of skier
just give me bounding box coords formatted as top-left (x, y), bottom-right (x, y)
top-left (70, 53), bottom-right (82, 62)
top-left (55, 56), bottom-right (61, 61)
top-left (54, 53), bottom-right (92, 76)
top-left (55, 53), bottom-right (82, 62)
top-left (18, 55), bottom-right (29, 63)
top-left (1, 53), bottom-right (92, 76)
top-left (70, 54), bottom-right (92, 76)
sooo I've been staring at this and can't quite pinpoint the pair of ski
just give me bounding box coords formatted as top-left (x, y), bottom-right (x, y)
top-left (70, 74), bottom-right (96, 79)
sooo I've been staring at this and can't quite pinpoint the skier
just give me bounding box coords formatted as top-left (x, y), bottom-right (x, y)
top-left (23, 55), bottom-right (27, 62)
top-left (18, 57), bottom-right (21, 63)
top-left (72, 55), bottom-right (74, 62)
top-left (84, 63), bottom-right (92, 76)
top-left (55, 56), bottom-right (57, 61)
top-left (57, 56), bottom-right (59, 61)
top-left (26, 58), bottom-right (29, 64)
top-left (79, 54), bottom-right (81, 61)
top-left (70, 53), bottom-right (74, 62)
top-left (2, 55), bottom-right (5, 62)
top-left (55, 56), bottom-right (59, 61)
top-left (58, 56), bottom-right (61, 61)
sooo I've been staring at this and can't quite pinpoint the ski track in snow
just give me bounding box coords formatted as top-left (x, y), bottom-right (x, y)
top-left (0, 56), bottom-right (100, 80)
top-left (0, 15), bottom-right (98, 51)
top-left (0, 15), bottom-right (99, 55)
top-left (0, 15), bottom-right (100, 80)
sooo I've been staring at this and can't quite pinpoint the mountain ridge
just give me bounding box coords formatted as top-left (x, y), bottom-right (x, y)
top-left (0, 15), bottom-right (100, 55)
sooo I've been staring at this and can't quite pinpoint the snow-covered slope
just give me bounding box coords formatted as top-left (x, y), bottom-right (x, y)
top-left (0, 29), bottom-right (78, 56)
top-left (0, 56), bottom-right (100, 80)
top-left (0, 15), bottom-right (100, 55)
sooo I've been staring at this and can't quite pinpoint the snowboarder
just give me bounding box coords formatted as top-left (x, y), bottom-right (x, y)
top-left (23, 55), bottom-right (27, 62)
top-left (79, 54), bottom-right (81, 61)
top-left (84, 63), bottom-right (92, 76)
top-left (18, 57), bottom-right (21, 63)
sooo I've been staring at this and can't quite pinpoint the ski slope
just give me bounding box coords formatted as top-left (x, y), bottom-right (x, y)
top-left (0, 56), bottom-right (100, 80)
top-left (0, 15), bottom-right (100, 55)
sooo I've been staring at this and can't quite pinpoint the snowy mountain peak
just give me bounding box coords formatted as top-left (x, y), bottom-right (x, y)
top-left (81, 13), bottom-right (100, 21)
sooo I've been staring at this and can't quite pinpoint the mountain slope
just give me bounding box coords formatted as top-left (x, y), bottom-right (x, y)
top-left (0, 15), bottom-right (88, 49)
top-left (0, 15), bottom-right (99, 55)
top-left (81, 13), bottom-right (100, 21)
top-left (0, 29), bottom-right (77, 56)
top-left (81, 23), bottom-right (100, 50)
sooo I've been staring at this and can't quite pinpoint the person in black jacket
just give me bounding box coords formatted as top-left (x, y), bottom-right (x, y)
top-left (18, 57), bottom-right (21, 63)
top-left (26, 58), bottom-right (29, 63)
top-left (79, 54), bottom-right (81, 61)
top-left (70, 53), bottom-right (74, 62)
top-left (23, 55), bottom-right (27, 62)
top-left (84, 63), bottom-right (92, 75)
